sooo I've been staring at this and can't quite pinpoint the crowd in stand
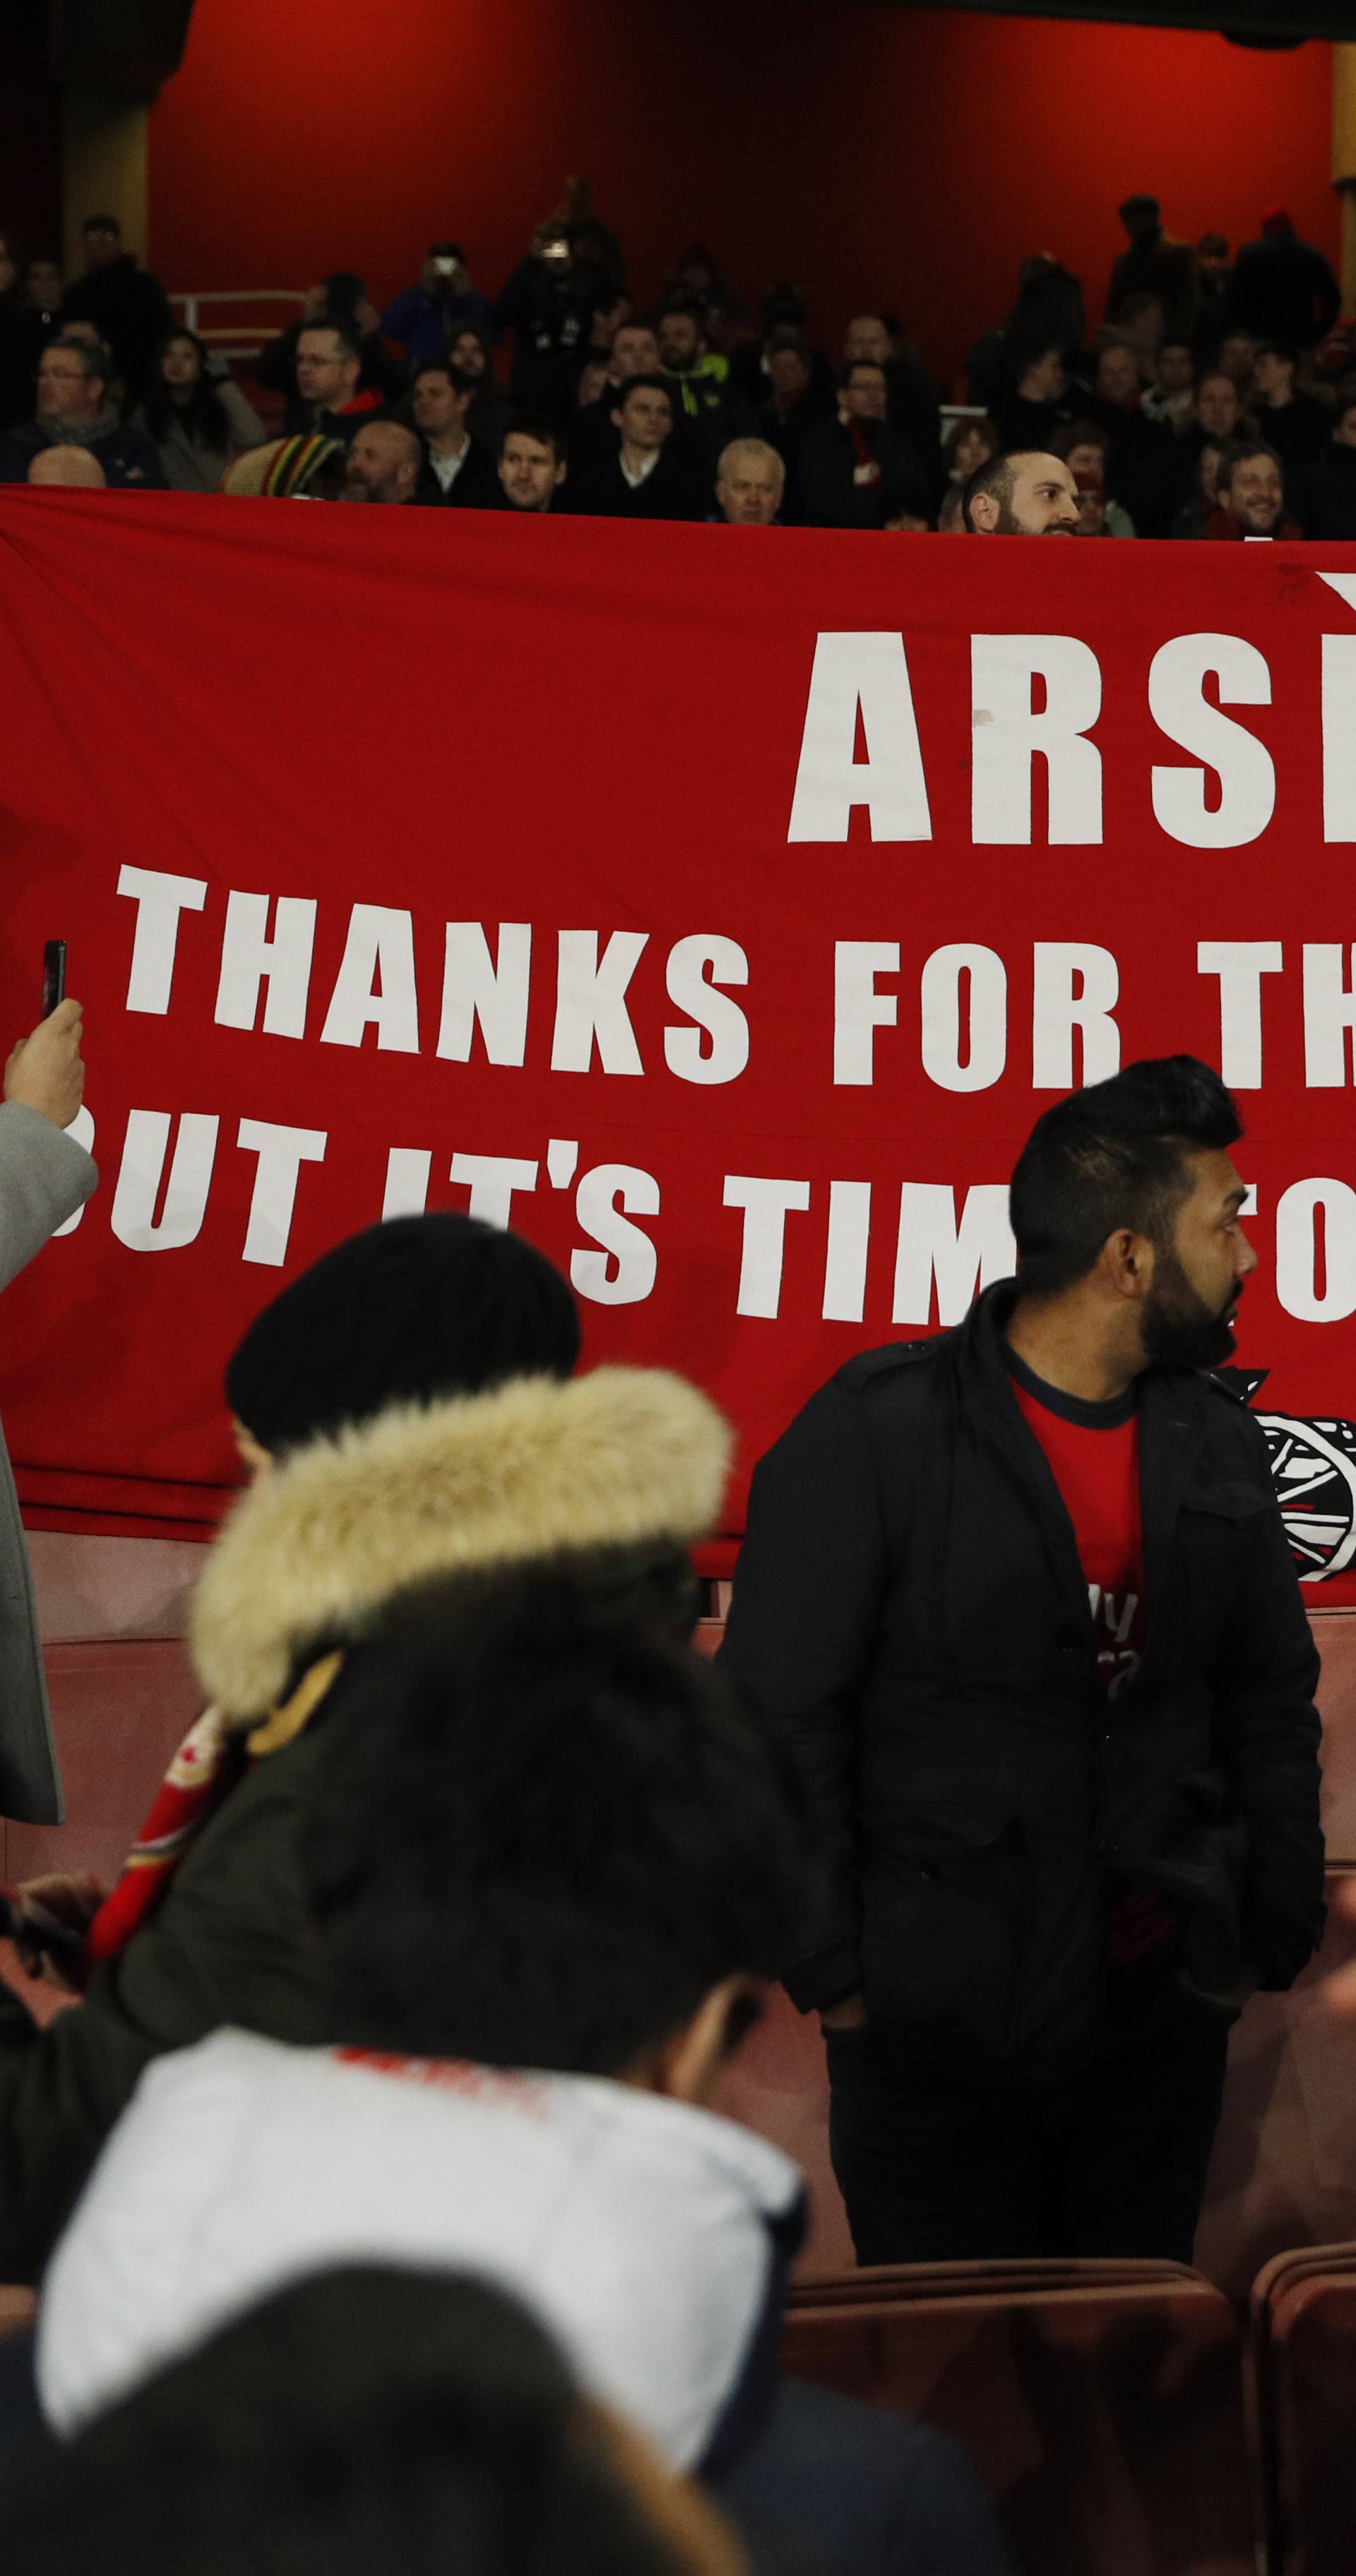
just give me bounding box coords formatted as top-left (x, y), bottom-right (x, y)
top-left (1, 191), bottom-right (1353, 534)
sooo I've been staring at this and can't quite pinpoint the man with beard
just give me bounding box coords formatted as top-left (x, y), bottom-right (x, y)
top-left (963, 449), bottom-right (1080, 532)
top-left (0, 335), bottom-right (165, 486)
top-left (723, 1059), bottom-right (1324, 2264)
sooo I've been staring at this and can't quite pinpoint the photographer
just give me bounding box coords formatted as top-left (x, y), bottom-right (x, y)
top-left (381, 242), bottom-right (494, 369)
top-left (494, 226), bottom-right (592, 425)
top-left (0, 998), bottom-right (96, 1827)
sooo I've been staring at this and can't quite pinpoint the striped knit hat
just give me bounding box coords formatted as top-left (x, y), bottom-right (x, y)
top-left (219, 434), bottom-right (344, 498)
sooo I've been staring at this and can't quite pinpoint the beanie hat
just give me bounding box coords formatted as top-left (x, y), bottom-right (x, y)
top-left (225, 1215), bottom-right (581, 1453)
top-left (219, 434), bottom-right (343, 497)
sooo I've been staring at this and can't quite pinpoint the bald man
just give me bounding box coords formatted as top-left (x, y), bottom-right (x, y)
top-left (343, 420), bottom-right (422, 505)
top-left (27, 447), bottom-right (107, 489)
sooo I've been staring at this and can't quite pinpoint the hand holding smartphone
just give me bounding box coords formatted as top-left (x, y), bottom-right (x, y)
top-left (42, 939), bottom-right (66, 1018)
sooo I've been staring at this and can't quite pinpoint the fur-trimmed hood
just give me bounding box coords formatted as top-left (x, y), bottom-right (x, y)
top-left (191, 1367), bottom-right (731, 1725)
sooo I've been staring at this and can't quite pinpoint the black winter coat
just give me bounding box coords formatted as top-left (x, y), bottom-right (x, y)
top-left (722, 1284), bottom-right (1324, 2077)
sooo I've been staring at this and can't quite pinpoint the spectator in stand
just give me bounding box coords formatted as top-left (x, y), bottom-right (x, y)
top-left (1111, 290), bottom-right (1167, 366)
top-left (752, 326), bottom-right (828, 479)
top-left (1088, 336), bottom-right (1179, 536)
top-left (38, 1578), bottom-right (1011, 2576)
top-left (568, 320), bottom-right (664, 475)
top-left (1193, 368), bottom-right (1248, 448)
top-left (257, 279), bottom-right (403, 429)
top-left (713, 436), bottom-right (784, 524)
top-left (23, 254), bottom-right (64, 330)
top-left (662, 244), bottom-right (749, 352)
top-left (410, 361), bottom-right (501, 507)
top-left (494, 225), bottom-right (592, 424)
top-left (794, 359), bottom-right (930, 531)
top-left (1195, 233), bottom-right (1232, 349)
top-left (1227, 209), bottom-right (1340, 355)
top-left (991, 338), bottom-right (1075, 453)
top-left (1106, 196), bottom-right (1200, 347)
top-left (943, 416), bottom-right (999, 485)
top-left (589, 292), bottom-right (631, 353)
top-left (1170, 437), bottom-right (1227, 539)
top-left (1141, 339), bottom-right (1196, 434)
top-left (134, 330), bottom-right (265, 493)
top-left (1216, 331), bottom-right (1261, 394)
top-left (564, 375), bottom-right (702, 520)
top-left (0, 335), bottom-right (165, 487)
top-left (0, 232), bottom-right (50, 433)
top-left (219, 434), bottom-right (346, 499)
top-left (287, 321), bottom-right (385, 445)
top-left (343, 420), bottom-right (424, 506)
top-left (498, 419), bottom-right (567, 512)
top-left (1073, 460), bottom-right (1112, 535)
top-left (1051, 420), bottom-right (1136, 534)
top-left (1293, 398), bottom-right (1356, 537)
top-left (937, 481), bottom-right (967, 532)
top-left (379, 242), bottom-right (495, 368)
top-left (60, 215), bottom-right (172, 408)
top-left (728, 284), bottom-right (834, 419)
top-left (5, 2270), bottom-right (747, 2576)
top-left (656, 301), bottom-right (732, 432)
top-left (967, 255), bottom-right (1085, 410)
top-left (843, 311), bottom-right (941, 488)
top-left (442, 320), bottom-right (513, 458)
top-left (1205, 440), bottom-right (1300, 539)
top-left (576, 354), bottom-right (612, 409)
top-left (27, 445), bottom-right (106, 487)
top-left (1249, 344), bottom-right (1328, 472)
top-left (963, 451), bottom-right (1080, 534)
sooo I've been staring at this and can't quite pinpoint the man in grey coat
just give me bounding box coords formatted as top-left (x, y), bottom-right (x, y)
top-left (0, 999), bottom-right (96, 1823)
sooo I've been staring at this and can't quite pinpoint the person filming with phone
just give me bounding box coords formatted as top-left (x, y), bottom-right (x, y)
top-left (379, 241), bottom-right (495, 370)
top-left (0, 989), bottom-right (95, 1831)
top-left (494, 224), bottom-right (593, 424)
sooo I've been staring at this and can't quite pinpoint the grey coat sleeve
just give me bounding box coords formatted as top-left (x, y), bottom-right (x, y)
top-left (0, 1101), bottom-right (98, 1824)
top-left (0, 1103), bottom-right (97, 1290)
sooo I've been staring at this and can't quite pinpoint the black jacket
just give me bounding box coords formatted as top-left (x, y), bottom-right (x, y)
top-left (792, 415), bottom-right (930, 530)
top-left (0, 417), bottom-right (168, 488)
top-left (1295, 442), bottom-right (1356, 539)
top-left (722, 1284), bottom-right (1324, 2075)
top-left (1227, 235), bottom-right (1342, 351)
top-left (415, 439), bottom-right (502, 508)
top-left (561, 440), bottom-right (704, 520)
top-left (492, 261), bottom-right (592, 422)
top-left (60, 257), bottom-right (174, 406)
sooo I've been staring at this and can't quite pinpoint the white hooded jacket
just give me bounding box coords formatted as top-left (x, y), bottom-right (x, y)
top-left (38, 2028), bottom-right (805, 2467)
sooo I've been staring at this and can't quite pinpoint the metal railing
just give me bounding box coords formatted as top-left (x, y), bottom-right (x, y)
top-left (169, 290), bottom-right (309, 362)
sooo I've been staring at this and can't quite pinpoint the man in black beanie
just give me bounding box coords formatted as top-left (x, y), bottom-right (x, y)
top-left (0, 1215), bottom-right (730, 2283)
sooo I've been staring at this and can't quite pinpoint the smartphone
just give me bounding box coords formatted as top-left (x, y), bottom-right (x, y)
top-left (42, 938), bottom-right (66, 1017)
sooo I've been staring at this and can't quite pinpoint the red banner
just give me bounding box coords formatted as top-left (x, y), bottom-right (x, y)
top-left (1, 492), bottom-right (1355, 1592)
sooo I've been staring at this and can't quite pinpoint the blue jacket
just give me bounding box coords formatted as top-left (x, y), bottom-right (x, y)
top-left (380, 285), bottom-right (496, 366)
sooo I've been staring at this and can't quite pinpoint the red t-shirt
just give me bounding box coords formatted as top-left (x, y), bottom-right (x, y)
top-left (1008, 1361), bottom-right (1145, 1699)
top-left (1006, 1348), bottom-right (1172, 1968)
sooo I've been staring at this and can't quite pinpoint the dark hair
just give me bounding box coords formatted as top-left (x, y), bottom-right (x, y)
top-left (1051, 416), bottom-right (1109, 461)
top-left (304, 1574), bottom-right (820, 2075)
top-left (1009, 332), bottom-right (1061, 380)
top-left (411, 359), bottom-right (475, 398)
top-left (1254, 342), bottom-right (1296, 366)
top-left (142, 329), bottom-right (232, 452)
top-left (0, 2269), bottom-right (688, 2576)
top-left (299, 316), bottom-right (362, 362)
top-left (44, 331), bottom-right (111, 388)
top-left (841, 357), bottom-right (886, 388)
top-left (501, 415), bottom-right (563, 459)
top-left (1009, 1056), bottom-right (1243, 1297)
top-left (961, 451), bottom-right (1018, 529)
top-left (613, 372), bottom-right (672, 410)
top-left (943, 415), bottom-right (998, 472)
top-left (658, 299), bottom-right (703, 331)
top-left (83, 212), bottom-right (121, 235)
top-left (1216, 437), bottom-right (1283, 495)
top-left (428, 239), bottom-right (467, 262)
top-left (225, 1212), bottom-right (581, 1453)
top-left (322, 270), bottom-right (365, 318)
top-left (1199, 232), bottom-right (1229, 258)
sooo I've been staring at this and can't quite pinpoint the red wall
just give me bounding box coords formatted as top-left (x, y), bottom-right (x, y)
top-left (148, 1), bottom-right (1340, 383)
